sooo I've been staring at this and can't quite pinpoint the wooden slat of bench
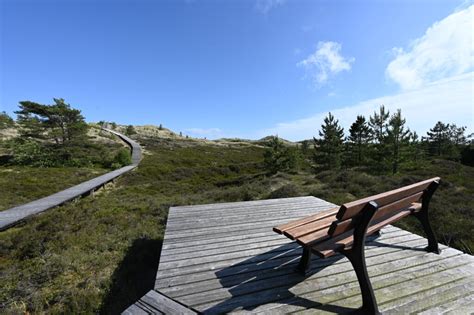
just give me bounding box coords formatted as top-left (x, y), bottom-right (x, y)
top-left (296, 228), bottom-right (331, 246)
top-left (336, 177), bottom-right (439, 221)
top-left (273, 207), bottom-right (339, 234)
top-left (283, 214), bottom-right (337, 240)
top-left (328, 193), bottom-right (423, 237)
top-left (311, 207), bottom-right (416, 258)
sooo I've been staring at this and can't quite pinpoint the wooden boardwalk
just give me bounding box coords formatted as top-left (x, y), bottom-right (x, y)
top-left (126, 196), bottom-right (474, 314)
top-left (0, 128), bottom-right (141, 231)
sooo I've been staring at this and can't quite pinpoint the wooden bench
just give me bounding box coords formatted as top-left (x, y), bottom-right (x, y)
top-left (274, 177), bottom-right (441, 315)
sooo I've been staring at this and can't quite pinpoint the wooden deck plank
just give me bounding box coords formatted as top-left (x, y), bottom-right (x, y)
top-left (169, 201), bottom-right (332, 219)
top-left (421, 293), bottom-right (474, 315)
top-left (170, 196), bottom-right (321, 212)
top-left (156, 229), bottom-right (419, 280)
top-left (156, 229), bottom-right (414, 281)
top-left (180, 246), bottom-right (463, 311)
top-left (155, 233), bottom-right (427, 291)
top-left (385, 279), bottom-right (474, 314)
top-left (156, 236), bottom-right (449, 297)
top-left (232, 253), bottom-right (472, 315)
top-left (122, 290), bottom-right (197, 314)
top-left (126, 196), bottom-right (474, 314)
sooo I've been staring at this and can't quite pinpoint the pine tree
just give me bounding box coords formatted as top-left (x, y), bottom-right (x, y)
top-left (313, 112), bottom-right (344, 169)
top-left (15, 98), bottom-right (88, 145)
top-left (386, 109), bottom-right (411, 174)
top-left (407, 131), bottom-right (424, 168)
top-left (369, 105), bottom-right (390, 143)
top-left (426, 121), bottom-right (449, 156)
top-left (263, 136), bottom-right (299, 174)
top-left (448, 124), bottom-right (467, 145)
top-left (368, 105), bottom-right (390, 171)
top-left (347, 115), bottom-right (371, 166)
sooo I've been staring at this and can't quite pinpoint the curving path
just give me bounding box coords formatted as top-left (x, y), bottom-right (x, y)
top-left (0, 127), bottom-right (142, 231)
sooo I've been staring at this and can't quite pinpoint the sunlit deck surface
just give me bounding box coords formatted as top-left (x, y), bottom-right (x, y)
top-left (128, 196), bottom-right (474, 314)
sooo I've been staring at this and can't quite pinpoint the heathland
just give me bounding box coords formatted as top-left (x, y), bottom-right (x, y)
top-left (0, 102), bottom-right (472, 314)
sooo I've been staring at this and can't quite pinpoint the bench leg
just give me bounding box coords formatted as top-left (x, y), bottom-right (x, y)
top-left (414, 210), bottom-right (440, 254)
top-left (341, 201), bottom-right (380, 315)
top-left (296, 247), bottom-right (312, 276)
top-left (341, 248), bottom-right (380, 315)
top-left (414, 181), bottom-right (441, 254)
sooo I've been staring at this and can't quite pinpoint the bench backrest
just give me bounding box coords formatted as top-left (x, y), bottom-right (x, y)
top-left (327, 177), bottom-right (440, 237)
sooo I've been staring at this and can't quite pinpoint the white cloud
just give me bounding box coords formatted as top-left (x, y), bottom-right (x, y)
top-left (386, 5), bottom-right (474, 90)
top-left (297, 41), bottom-right (354, 86)
top-left (257, 72), bottom-right (474, 141)
top-left (185, 127), bottom-right (223, 138)
top-left (255, 0), bottom-right (285, 14)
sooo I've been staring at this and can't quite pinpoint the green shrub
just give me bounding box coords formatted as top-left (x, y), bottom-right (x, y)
top-left (268, 183), bottom-right (300, 199)
top-left (112, 148), bottom-right (132, 168)
top-left (10, 139), bottom-right (56, 167)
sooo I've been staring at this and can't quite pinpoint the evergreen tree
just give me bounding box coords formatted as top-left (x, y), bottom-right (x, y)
top-left (426, 121), bottom-right (450, 156)
top-left (263, 136), bottom-right (299, 174)
top-left (369, 105), bottom-right (390, 143)
top-left (368, 105), bottom-right (390, 171)
top-left (448, 124), bottom-right (467, 146)
top-left (15, 98), bottom-right (88, 145)
top-left (0, 111), bottom-right (14, 130)
top-left (300, 140), bottom-right (310, 155)
top-left (125, 125), bottom-right (136, 136)
top-left (313, 112), bottom-right (344, 169)
top-left (386, 109), bottom-right (411, 174)
top-left (407, 131), bottom-right (424, 168)
top-left (347, 115), bottom-right (371, 166)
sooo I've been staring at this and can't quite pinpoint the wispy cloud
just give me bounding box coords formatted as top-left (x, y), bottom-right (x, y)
top-left (297, 41), bottom-right (354, 87)
top-left (257, 73), bottom-right (473, 141)
top-left (185, 127), bottom-right (223, 138)
top-left (386, 5), bottom-right (473, 90)
top-left (260, 6), bottom-right (473, 141)
top-left (255, 0), bottom-right (285, 14)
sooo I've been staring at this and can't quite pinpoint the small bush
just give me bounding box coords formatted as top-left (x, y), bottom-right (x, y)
top-left (112, 148), bottom-right (132, 168)
top-left (10, 139), bottom-right (56, 167)
top-left (268, 183), bottom-right (300, 199)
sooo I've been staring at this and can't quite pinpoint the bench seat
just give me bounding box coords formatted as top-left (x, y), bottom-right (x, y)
top-left (275, 202), bottom-right (421, 258)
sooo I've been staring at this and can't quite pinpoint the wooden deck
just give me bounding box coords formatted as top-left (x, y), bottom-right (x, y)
top-left (127, 196), bottom-right (474, 314)
top-left (0, 128), bottom-right (141, 231)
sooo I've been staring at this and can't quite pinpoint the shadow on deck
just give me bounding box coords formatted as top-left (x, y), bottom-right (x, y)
top-left (204, 235), bottom-right (390, 314)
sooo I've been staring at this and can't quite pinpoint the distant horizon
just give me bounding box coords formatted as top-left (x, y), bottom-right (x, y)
top-left (1, 0), bottom-right (472, 141)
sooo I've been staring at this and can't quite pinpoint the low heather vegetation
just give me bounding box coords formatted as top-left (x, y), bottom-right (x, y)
top-left (0, 103), bottom-right (472, 313)
top-left (1, 131), bottom-right (473, 313)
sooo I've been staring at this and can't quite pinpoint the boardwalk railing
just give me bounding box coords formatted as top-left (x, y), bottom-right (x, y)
top-left (0, 127), bottom-right (142, 231)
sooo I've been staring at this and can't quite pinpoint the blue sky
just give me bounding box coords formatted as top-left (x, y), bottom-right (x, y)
top-left (1, 0), bottom-right (472, 140)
